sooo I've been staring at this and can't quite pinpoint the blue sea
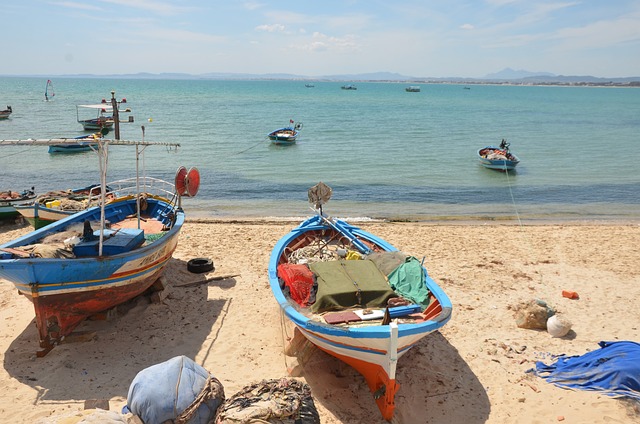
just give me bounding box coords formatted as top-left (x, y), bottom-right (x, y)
top-left (1, 77), bottom-right (639, 222)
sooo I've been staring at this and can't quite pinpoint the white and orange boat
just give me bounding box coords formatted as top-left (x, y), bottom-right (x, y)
top-left (268, 183), bottom-right (452, 420)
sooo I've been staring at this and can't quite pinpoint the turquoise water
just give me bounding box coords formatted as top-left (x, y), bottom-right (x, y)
top-left (1, 77), bottom-right (639, 221)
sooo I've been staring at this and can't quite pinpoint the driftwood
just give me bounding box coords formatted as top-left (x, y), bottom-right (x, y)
top-left (175, 274), bottom-right (240, 288)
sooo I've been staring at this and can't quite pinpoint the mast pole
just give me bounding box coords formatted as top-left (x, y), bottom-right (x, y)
top-left (111, 91), bottom-right (120, 141)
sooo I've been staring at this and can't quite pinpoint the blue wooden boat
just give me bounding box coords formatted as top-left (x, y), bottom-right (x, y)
top-left (268, 120), bottom-right (303, 145)
top-left (478, 140), bottom-right (520, 171)
top-left (0, 93), bottom-right (192, 356)
top-left (0, 192), bottom-right (184, 356)
top-left (48, 144), bottom-right (97, 153)
top-left (48, 134), bottom-right (102, 154)
top-left (268, 183), bottom-right (452, 420)
top-left (0, 187), bottom-right (36, 221)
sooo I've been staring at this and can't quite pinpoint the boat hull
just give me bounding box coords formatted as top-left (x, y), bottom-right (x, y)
top-left (268, 127), bottom-right (298, 145)
top-left (0, 196), bottom-right (183, 355)
top-left (15, 183), bottom-right (115, 229)
top-left (0, 190), bottom-right (37, 220)
top-left (478, 146), bottom-right (520, 171)
top-left (0, 205), bottom-right (21, 220)
top-left (13, 204), bottom-right (73, 229)
top-left (268, 215), bottom-right (452, 420)
top-left (48, 144), bottom-right (97, 153)
top-left (80, 119), bottom-right (114, 131)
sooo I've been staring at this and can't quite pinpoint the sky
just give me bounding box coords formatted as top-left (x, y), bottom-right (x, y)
top-left (2, 0), bottom-right (639, 78)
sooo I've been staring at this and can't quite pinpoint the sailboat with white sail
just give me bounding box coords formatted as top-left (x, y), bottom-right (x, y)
top-left (45, 79), bottom-right (55, 101)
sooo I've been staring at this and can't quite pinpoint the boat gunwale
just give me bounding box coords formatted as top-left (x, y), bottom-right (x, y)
top-left (478, 145), bottom-right (520, 163)
top-left (268, 215), bottom-right (453, 339)
top-left (0, 197), bottom-right (183, 253)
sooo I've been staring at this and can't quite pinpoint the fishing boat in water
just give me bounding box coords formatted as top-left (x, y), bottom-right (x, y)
top-left (0, 106), bottom-right (12, 119)
top-left (47, 132), bottom-right (105, 154)
top-left (268, 120), bottom-right (303, 145)
top-left (478, 139), bottom-right (520, 171)
top-left (76, 96), bottom-right (132, 132)
top-left (0, 92), bottom-right (198, 357)
top-left (268, 182), bottom-right (452, 420)
top-left (0, 187), bottom-right (36, 221)
top-left (405, 86), bottom-right (421, 92)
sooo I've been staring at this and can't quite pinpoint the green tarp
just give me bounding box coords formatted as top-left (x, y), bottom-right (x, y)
top-left (309, 259), bottom-right (397, 313)
top-left (387, 256), bottom-right (431, 310)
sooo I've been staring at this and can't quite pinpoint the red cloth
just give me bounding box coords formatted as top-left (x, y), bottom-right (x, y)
top-left (277, 263), bottom-right (315, 307)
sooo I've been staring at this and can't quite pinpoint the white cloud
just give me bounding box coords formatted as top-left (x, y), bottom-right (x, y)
top-left (295, 32), bottom-right (359, 52)
top-left (136, 27), bottom-right (226, 43)
top-left (243, 2), bottom-right (263, 11)
top-left (255, 23), bottom-right (286, 33)
top-left (460, 23), bottom-right (475, 30)
top-left (50, 1), bottom-right (103, 12)
top-left (552, 15), bottom-right (640, 50)
top-left (98, 0), bottom-right (191, 16)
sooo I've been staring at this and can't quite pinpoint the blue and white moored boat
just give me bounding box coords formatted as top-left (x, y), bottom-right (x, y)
top-left (478, 139), bottom-right (520, 171)
top-left (268, 120), bottom-right (303, 145)
top-left (268, 183), bottom-right (452, 420)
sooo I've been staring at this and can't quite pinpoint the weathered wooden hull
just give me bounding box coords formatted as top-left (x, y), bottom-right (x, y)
top-left (0, 196), bottom-right (183, 355)
top-left (268, 215), bottom-right (452, 420)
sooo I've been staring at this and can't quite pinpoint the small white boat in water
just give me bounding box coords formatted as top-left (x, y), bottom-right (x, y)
top-left (478, 139), bottom-right (520, 171)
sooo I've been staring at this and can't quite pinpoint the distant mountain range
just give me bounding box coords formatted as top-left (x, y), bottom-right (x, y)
top-left (8, 68), bottom-right (639, 85)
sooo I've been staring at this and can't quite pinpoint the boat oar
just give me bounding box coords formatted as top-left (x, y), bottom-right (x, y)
top-left (175, 274), bottom-right (240, 288)
top-left (312, 207), bottom-right (371, 254)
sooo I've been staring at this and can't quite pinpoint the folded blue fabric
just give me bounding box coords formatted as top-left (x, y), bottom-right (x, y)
top-left (531, 341), bottom-right (640, 400)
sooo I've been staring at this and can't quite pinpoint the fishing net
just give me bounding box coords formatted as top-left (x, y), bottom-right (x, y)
top-left (215, 378), bottom-right (320, 424)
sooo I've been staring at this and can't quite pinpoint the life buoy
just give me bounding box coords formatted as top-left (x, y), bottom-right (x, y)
top-left (187, 258), bottom-right (215, 273)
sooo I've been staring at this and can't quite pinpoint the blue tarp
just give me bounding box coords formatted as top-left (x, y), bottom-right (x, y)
top-left (531, 341), bottom-right (640, 400)
top-left (125, 355), bottom-right (223, 424)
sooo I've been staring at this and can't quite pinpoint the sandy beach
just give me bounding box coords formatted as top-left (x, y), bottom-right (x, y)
top-left (0, 218), bottom-right (639, 423)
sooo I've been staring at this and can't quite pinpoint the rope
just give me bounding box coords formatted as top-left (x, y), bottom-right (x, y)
top-left (3, 146), bottom-right (38, 157)
top-left (279, 309), bottom-right (292, 370)
top-left (501, 165), bottom-right (546, 286)
top-left (231, 138), bottom-right (269, 155)
top-left (175, 374), bottom-right (225, 424)
top-left (503, 166), bottom-right (522, 227)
